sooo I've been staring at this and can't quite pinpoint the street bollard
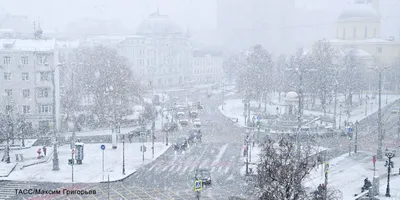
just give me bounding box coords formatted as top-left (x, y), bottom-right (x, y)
top-left (372, 176), bottom-right (379, 196)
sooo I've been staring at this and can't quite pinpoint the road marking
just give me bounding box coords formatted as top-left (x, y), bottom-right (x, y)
top-left (224, 167), bottom-right (230, 174)
top-left (119, 184), bottom-right (143, 199)
top-left (211, 144), bottom-right (229, 166)
top-left (111, 188), bottom-right (128, 200)
top-left (148, 164), bottom-right (158, 171)
top-left (175, 165), bottom-right (182, 172)
top-left (169, 165), bottom-right (177, 172)
top-left (90, 187), bottom-right (112, 200)
top-left (218, 167), bottom-right (223, 173)
top-left (199, 158), bottom-right (210, 168)
top-left (211, 167), bottom-right (216, 173)
top-left (226, 174), bottom-right (234, 181)
top-left (162, 165), bottom-right (171, 172)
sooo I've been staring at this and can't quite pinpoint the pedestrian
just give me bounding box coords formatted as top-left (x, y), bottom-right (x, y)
top-left (37, 148), bottom-right (42, 159)
top-left (43, 146), bottom-right (47, 156)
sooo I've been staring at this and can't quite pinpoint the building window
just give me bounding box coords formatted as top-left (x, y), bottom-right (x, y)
top-left (4, 72), bottom-right (11, 80)
top-left (40, 72), bottom-right (51, 81)
top-left (5, 89), bottom-right (12, 97)
top-left (22, 105), bottom-right (30, 114)
top-left (353, 27), bottom-right (356, 38)
top-left (364, 26), bottom-right (368, 38)
top-left (343, 28), bottom-right (346, 39)
top-left (23, 89), bottom-right (30, 98)
top-left (377, 47), bottom-right (382, 53)
top-left (21, 56), bottom-right (28, 65)
top-left (38, 55), bottom-right (47, 64)
top-left (3, 56), bottom-right (11, 65)
top-left (39, 104), bottom-right (52, 114)
top-left (22, 72), bottom-right (29, 81)
top-left (37, 88), bottom-right (50, 98)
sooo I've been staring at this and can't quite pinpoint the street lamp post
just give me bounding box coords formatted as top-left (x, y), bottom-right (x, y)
top-left (377, 71), bottom-right (383, 159)
top-left (51, 69), bottom-right (60, 171)
top-left (354, 120), bottom-right (359, 153)
top-left (339, 105), bottom-right (342, 129)
top-left (384, 148), bottom-right (395, 197)
top-left (122, 130), bottom-right (125, 175)
top-left (222, 79), bottom-right (225, 110)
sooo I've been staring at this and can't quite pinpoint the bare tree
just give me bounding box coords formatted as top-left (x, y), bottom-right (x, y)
top-left (70, 45), bottom-right (145, 127)
top-left (255, 136), bottom-right (315, 200)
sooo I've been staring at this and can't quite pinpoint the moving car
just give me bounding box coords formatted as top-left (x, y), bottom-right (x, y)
top-left (179, 119), bottom-right (189, 126)
top-left (187, 128), bottom-right (202, 143)
top-left (189, 110), bottom-right (198, 118)
top-left (174, 137), bottom-right (188, 151)
top-left (195, 168), bottom-right (211, 184)
top-left (193, 118), bottom-right (201, 128)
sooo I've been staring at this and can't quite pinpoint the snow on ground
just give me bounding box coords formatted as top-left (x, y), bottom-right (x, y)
top-left (1, 142), bottom-right (169, 183)
top-left (378, 175), bottom-right (400, 199)
top-left (219, 94), bottom-right (400, 128)
top-left (0, 139), bottom-right (37, 150)
top-left (305, 151), bottom-right (400, 200)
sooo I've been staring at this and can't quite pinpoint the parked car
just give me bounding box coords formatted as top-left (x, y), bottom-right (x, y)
top-left (193, 118), bottom-right (201, 128)
top-left (174, 137), bottom-right (188, 151)
top-left (195, 168), bottom-right (211, 184)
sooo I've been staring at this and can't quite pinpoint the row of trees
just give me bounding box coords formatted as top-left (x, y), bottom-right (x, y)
top-left (224, 40), bottom-right (400, 114)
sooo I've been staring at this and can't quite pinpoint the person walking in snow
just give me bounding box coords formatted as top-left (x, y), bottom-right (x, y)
top-left (43, 146), bottom-right (47, 156)
top-left (37, 148), bottom-right (42, 159)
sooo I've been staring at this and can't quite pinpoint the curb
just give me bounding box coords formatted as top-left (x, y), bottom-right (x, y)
top-left (20, 152), bottom-right (54, 169)
top-left (0, 163), bottom-right (17, 177)
top-left (98, 144), bottom-right (173, 184)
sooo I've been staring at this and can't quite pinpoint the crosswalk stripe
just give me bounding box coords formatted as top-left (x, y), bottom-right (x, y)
top-left (175, 165), bottom-right (182, 172)
top-left (189, 166), bottom-right (196, 172)
top-left (161, 165), bottom-right (171, 172)
top-left (199, 159), bottom-right (210, 168)
top-left (169, 165), bottom-right (176, 172)
top-left (211, 167), bottom-right (216, 173)
top-left (218, 167), bottom-right (222, 173)
top-left (224, 167), bottom-right (230, 174)
top-left (148, 163), bottom-right (158, 171)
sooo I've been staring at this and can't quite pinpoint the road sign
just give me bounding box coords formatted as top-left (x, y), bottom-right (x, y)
top-left (348, 127), bottom-right (353, 133)
top-left (194, 180), bottom-right (202, 191)
top-left (101, 144), bottom-right (105, 150)
top-left (372, 156), bottom-right (376, 163)
top-left (72, 149), bottom-right (75, 155)
top-left (68, 158), bottom-right (74, 166)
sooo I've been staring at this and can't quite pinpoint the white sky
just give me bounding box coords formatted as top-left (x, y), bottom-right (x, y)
top-left (0, 0), bottom-right (217, 31)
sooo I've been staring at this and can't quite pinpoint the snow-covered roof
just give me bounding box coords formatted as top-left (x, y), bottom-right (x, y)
top-left (0, 38), bottom-right (56, 51)
top-left (338, 48), bottom-right (373, 57)
top-left (338, 4), bottom-right (379, 21)
top-left (56, 40), bottom-right (80, 49)
top-left (329, 38), bottom-right (399, 44)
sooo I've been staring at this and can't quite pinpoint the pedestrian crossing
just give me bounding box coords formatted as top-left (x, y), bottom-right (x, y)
top-left (0, 181), bottom-right (37, 200)
top-left (140, 149), bottom-right (239, 177)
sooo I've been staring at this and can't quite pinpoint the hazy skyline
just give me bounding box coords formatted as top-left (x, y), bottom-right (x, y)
top-left (0, 0), bottom-right (217, 32)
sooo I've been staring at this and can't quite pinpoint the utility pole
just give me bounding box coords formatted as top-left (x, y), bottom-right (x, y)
top-left (296, 71), bottom-right (303, 156)
top-left (122, 131), bottom-right (125, 175)
top-left (333, 82), bottom-right (338, 128)
top-left (245, 137), bottom-right (249, 175)
top-left (377, 70), bottom-right (383, 159)
top-left (222, 79), bottom-right (225, 110)
top-left (324, 162), bottom-right (329, 200)
top-left (355, 121), bottom-right (359, 153)
top-left (52, 69), bottom-right (60, 171)
top-left (152, 121), bottom-right (155, 158)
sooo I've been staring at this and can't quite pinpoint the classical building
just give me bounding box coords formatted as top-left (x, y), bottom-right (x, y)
top-left (191, 49), bottom-right (224, 84)
top-left (0, 37), bottom-right (61, 134)
top-left (329, 0), bottom-right (400, 65)
top-left (118, 11), bottom-right (192, 88)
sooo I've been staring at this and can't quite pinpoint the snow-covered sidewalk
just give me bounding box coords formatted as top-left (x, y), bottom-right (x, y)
top-left (305, 151), bottom-right (400, 200)
top-left (1, 142), bottom-right (170, 183)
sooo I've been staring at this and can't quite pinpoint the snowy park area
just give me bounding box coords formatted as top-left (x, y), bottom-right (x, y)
top-left (219, 93), bottom-right (400, 129)
top-left (1, 142), bottom-right (169, 183)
